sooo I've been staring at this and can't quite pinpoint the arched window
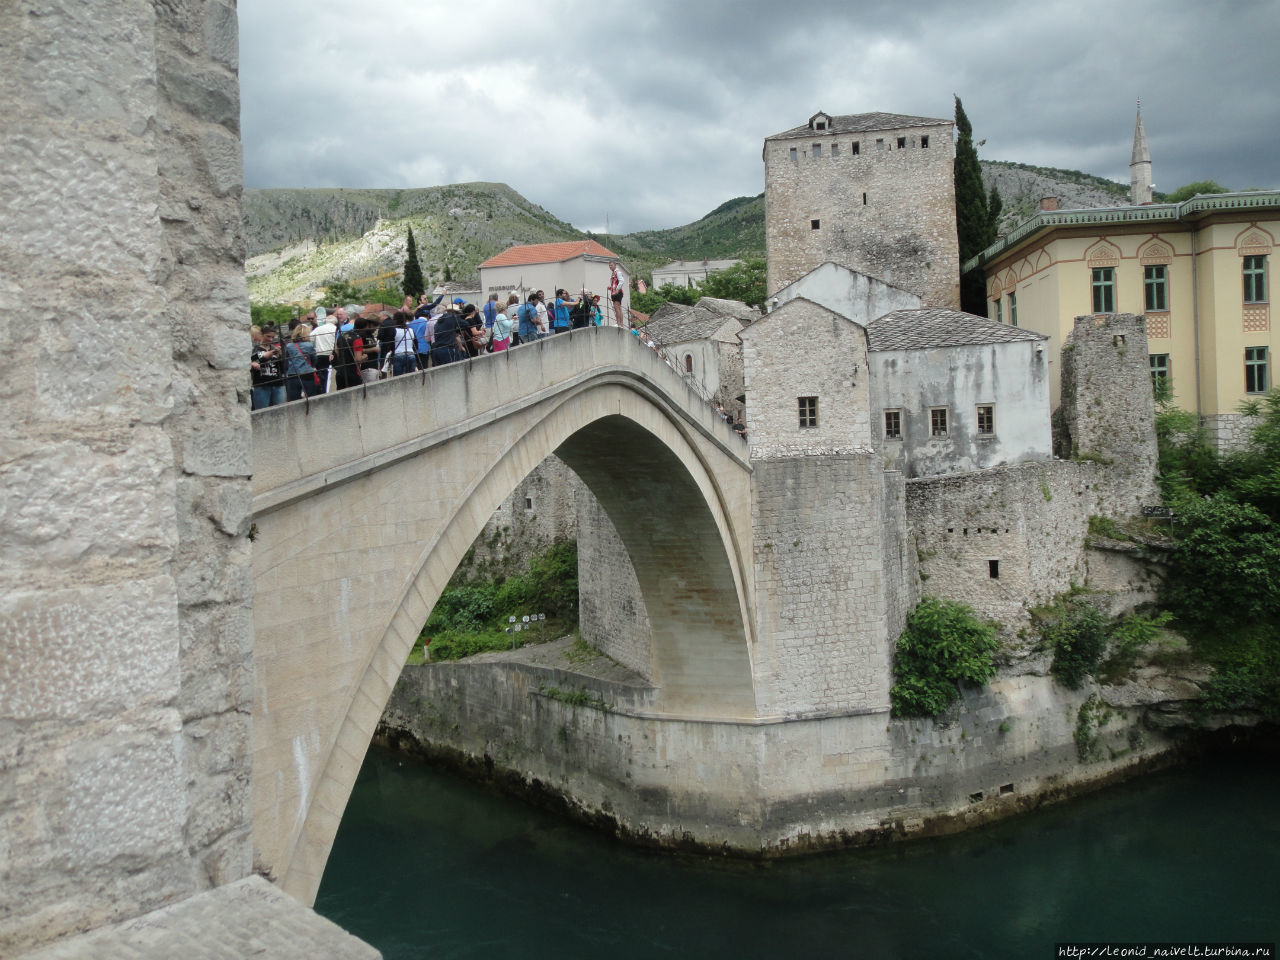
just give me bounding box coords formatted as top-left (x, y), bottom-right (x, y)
top-left (684, 354), bottom-right (693, 374)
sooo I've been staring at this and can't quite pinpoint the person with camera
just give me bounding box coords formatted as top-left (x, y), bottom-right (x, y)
top-left (607, 261), bottom-right (626, 327)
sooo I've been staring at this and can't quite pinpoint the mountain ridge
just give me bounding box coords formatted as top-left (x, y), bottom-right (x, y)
top-left (244, 162), bottom-right (1137, 303)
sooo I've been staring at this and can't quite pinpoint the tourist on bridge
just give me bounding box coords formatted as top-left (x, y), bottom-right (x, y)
top-left (482, 293), bottom-right (499, 329)
top-left (390, 311), bottom-right (418, 375)
top-left (250, 324), bottom-right (286, 409)
top-left (430, 303), bottom-right (466, 365)
top-left (491, 309), bottom-right (513, 352)
top-left (283, 324), bottom-right (322, 400)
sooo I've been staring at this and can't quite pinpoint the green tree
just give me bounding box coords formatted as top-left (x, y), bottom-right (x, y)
top-left (987, 184), bottom-right (1003, 239)
top-left (698, 256), bottom-right (767, 308)
top-left (1163, 180), bottom-right (1231, 204)
top-left (402, 226), bottom-right (425, 301)
top-left (890, 597), bottom-right (999, 717)
top-left (954, 96), bottom-right (991, 314)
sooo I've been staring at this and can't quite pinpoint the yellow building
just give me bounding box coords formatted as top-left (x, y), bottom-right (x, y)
top-left (965, 192), bottom-right (1279, 447)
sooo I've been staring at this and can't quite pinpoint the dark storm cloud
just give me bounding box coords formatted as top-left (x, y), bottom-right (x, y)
top-left (238, 0), bottom-right (1280, 234)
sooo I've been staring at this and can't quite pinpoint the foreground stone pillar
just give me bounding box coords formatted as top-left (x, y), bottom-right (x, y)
top-left (0, 2), bottom-right (253, 953)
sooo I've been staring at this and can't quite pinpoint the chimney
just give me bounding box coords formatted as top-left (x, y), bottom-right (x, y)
top-left (1039, 196), bottom-right (1059, 212)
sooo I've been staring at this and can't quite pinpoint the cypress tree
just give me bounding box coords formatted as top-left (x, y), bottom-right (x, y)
top-left (954, 96), bottom-right (990, 315)
top-left (402, 227), bottom-right (425, 301)
top-left (987, 184), bottom-right (1004, 245)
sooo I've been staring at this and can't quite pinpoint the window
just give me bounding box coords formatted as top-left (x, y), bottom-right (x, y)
top-left (524, 497), bottom-right (533, 510)
top-left (897, 136), bottom-right (906, 149)
top-left (684, 354), bottom-right (693, 373)
top-left (976, 405), bottom-right (994, 436)
top-left (851, 141), bottom-right (860, 155)
top-left (876, 138), bottom-right (885, 149)
top-left (921, 135), bottom-right (929, 148)
top-left (810, 219), bottom-right (820, 230)
top-left (994, 298), bottom-right (1003, 324)
top-left (815, 120), bottom-right (826, 130)
top-left (1244, 255), bottom-right (1268, 303)
top-left (1092, 267), bottom-right (1115, 313)
top-left (884, 410), bottom-right (902, 439)
top-left (830, 143), bottom-right (840, 157)
top-left (789, 146), bottom-right (797, 162)
top-left (1144, 264), bottom-right (1168, 312)
top-left (1149, 354), bottom-right (1170, 394)
top-left (862, 193), bottom-right (867, 205)
top-left (1009, 291), bottom-right (1018, 327)
top-left (1246, 346), bottom-right (1269, 393)
top-left (930, 407), bottom-right (949, 437)
top-left (988, 559), bottom-right (1000, 579)
top-left (798, 396), bottom-right (818, 428)
top-left (812, 143), bottom-right (821, 158)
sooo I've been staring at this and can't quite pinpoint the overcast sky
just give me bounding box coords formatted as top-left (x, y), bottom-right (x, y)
top-left (239, 0), bottom-right (1280, 235)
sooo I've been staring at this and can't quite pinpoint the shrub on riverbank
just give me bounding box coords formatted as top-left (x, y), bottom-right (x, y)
top-left (890, 597), bottom-right (999, 718)
top-left (419, 539), bottom-right (578, 662)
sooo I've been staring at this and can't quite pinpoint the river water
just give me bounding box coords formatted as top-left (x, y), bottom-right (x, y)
top-left (316, 745), bottom-right (1278, 959)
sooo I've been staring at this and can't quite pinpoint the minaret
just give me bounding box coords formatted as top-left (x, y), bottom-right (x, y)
top-left (1129, 99), bottom-right (1153, 205)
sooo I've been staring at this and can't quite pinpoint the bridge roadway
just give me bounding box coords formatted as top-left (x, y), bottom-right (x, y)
top-left (250, 325), bottom-right (756, 904)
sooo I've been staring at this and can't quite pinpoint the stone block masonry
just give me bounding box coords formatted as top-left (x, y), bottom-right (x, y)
top-left (1057, 312), bottom-right (1160, 511)
top-left (0, 1), bottom-right (255, 954)
top-left (765, 115), bottom-right (960, 309)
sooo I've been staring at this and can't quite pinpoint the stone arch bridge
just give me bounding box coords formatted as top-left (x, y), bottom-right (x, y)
top-left (250, 326), bottom-right (756, 903)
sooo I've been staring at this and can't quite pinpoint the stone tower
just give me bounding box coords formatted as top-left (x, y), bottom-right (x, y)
top-left (1130, 100), bottom-right (1153, 205)
top-left (763, 110), bottom-right (960, 310)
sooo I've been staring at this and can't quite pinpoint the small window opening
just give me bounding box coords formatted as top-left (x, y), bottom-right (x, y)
top-left (798, 396), bottom-right (818, 428)
top-left (930, 407), bottom-right (948, 437)
top-left (851, 141), bottom-right (860, 155)
top-left (884, 410), bottom-right (902, 439)
top-left (896, 136), bottom-right (906, 149)
top-left (524, 497), bottom-right (533, 510)
top-left (969, 791), bottom-right (984, 803)
top-left (1113, 334), bottom-right (1126, 348)
top-left (876, 138), bottom-right (885, 149)
top-left (789, 146), bottom-right (797, 162)
top-left (1000, 783), bottom-right (1015, 795)
top-left (812, 143), bottom-right (821, 158)
top-left (810, 219), bottom-right (820, 230)
top-left (830, 143), bottom-right (840, 157)
top-left (684, 354), bottom-right (693, 373)
top-left (988, 559), bottom-right (1000, 579)
top-left (921, 135), bottom-right (929, 148)
top-left (977, 404), bottom-right (994, 436)
top-left (815, 121), bottom-right (826, 130)
top-left (862, 193), bottom-right (867, 205)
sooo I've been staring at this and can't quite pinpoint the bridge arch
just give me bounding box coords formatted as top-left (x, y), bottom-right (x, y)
top-left (249, 329), bottom-right (757, 903)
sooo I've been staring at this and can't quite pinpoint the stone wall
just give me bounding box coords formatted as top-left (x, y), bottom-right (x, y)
top-left (0, 1), bottom-right (252, 953)
top-left (764, 120), bottom-right (960, 309)
top-left (750, 455), bottom-right (895, 717)
top-left (576, 494), bottom-right (653, 680)
top-left (739, 298), bottom-right (873, 458)
top-left (380, 656), bottom-right (1195, 860)
top-left (1057, 312), bottom-right (1160, 512)
top-left (460, 455), bottom-right (581, 582)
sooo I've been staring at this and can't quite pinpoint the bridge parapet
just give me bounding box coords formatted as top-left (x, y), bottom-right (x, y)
top-left (252, 325), bottom-right (746, 512)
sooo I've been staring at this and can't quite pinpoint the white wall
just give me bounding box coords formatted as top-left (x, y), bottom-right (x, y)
top-left (770, 262), bottom-right (921, 325)
top-left (870, 340), bottom-right (1052, 477)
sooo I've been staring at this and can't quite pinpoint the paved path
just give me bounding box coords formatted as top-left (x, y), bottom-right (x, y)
top-left (19, 877), bottom-right (380, 960)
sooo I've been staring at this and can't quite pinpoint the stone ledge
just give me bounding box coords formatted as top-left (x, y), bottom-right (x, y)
top-left (16, 876), bottom-right (380, 960)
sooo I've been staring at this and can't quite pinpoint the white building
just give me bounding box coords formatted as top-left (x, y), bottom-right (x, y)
top-left (478, 240), bottom-right (628, 315)
top-left (652, 258), bottom-right (742, 290)
top-left (769, 261), bottom-right (921, 323)
top-left (866, 308), bottom-right (1051, 477)
top-left (643, 297), bottom-right (758, 418)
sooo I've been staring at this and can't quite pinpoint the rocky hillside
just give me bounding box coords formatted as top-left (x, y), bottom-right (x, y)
top-left (244, 161), bottom-right (1131, 303)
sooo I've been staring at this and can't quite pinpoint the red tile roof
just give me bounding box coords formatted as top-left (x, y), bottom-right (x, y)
top-left (479, 240), bottom-right (620, 269)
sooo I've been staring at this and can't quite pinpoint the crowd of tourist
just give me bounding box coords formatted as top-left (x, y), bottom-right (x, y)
top-left (249, 282), bottom-right (747, 437)
top-left (249, 287), bottom-right (615, 407)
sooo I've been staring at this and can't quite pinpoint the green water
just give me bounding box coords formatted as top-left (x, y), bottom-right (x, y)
top-left (316, 746), bottom-right (1278, 959)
